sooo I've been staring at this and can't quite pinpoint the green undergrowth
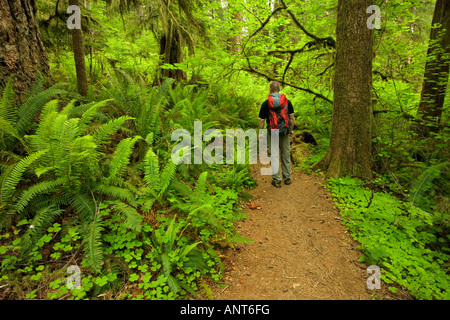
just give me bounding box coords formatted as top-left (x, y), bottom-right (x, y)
top-left (327, 177), bottom-right (450, 300)
top-left (0, 76), bottom-right (258, 300)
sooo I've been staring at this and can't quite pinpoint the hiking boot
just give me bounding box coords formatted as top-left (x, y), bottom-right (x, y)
top-left (271, 180), bottom-right (281, 188)
top-left (284, 178), bottom-right (292, 185)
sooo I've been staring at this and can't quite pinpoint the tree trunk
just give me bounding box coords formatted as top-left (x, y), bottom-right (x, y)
top-left (69, 0), bottom-right (89, 97)
top-left (227, 12), bottom-right (242, 53)
top-left (314, 0), bottom-right (374, 180)
top-left (417, 0), bottom-right (450, 127)
top-left (0, 0), bottom-right (51, 99)
top-left (158, 21), bottom-right (186, 83)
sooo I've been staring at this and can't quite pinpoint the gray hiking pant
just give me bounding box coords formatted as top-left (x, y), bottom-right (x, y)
top-left (267, 132), bottom-right (292, 183)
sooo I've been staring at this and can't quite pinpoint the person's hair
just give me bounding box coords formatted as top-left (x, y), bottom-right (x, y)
top-left (269, 81), bottom-right (281, 93)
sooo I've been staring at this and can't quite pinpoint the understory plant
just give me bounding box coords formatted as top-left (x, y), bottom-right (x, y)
top-left (327, 177), bottom-right (450, 300)
top-left (0, 78), bottom-right (256, 300)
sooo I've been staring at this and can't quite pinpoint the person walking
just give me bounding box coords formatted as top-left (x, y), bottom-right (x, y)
top-left (258, 81), bottom-right (295, 188)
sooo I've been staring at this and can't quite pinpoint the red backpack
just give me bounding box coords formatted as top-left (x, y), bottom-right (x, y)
top-left (268, 93), bottom-right (290, 135)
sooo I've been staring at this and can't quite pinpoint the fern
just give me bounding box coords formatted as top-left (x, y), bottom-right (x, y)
top-left (69, 192), bottom-right (96, 224)
top-left (81, 208), bottom-right (104, 272)
top-left (0, 79), bottom-right (26, 150)
top-left (28, 100), bottom-right (59, 160)
top-left (93, 185), bottom-right (137, 206)
top-left (14, 178), bottom-right (66, 215)
top-left (194, 171), bottom-right (208, 197)
top-left (158, 161), bottom-right (177, 198)
top-left (144, 147), bottom-right (160, 190)
top-left (110, 200), bottom-right (142, 232)
top-left (409, 162), bottom-right (449, 207)
top-left (0, 77), bottom-right (16, 123)
top-left (16, 83), bottom-right (67, 135)
top-left (108, 135), bottom-right (142, 180)
top-left (93, 116), bottom-right (134, 145)
top-left (0, 117), bottom-right (28, 150)
top-left (158, 78), bottom-right (175, 97)
top-left (0, 150), bottom-right (46, 205)
top-left (77, 99), bottom-right (112, 133)
top-left (20, 204), bottom-right (63, 254)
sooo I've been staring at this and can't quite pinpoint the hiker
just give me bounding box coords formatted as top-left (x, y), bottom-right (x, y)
top-left (258, 81), bottom-right (295, 188)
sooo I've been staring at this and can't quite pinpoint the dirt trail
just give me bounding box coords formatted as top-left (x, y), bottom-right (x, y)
top-left (212, 163), bottom-right (380, 300)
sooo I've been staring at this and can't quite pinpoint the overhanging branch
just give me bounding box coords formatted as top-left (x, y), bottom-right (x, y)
top-left (243, 58), bottom-right (333, 104)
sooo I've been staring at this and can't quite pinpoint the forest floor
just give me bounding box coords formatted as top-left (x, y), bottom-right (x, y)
top-left (211, 153), bottom-right (408, 300)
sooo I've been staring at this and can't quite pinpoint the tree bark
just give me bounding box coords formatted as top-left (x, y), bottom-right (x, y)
top-left (417, 0), bottom-right (450, 127)
top-left (158, 22), bottom-right (186, 82)
top-left (314, 0), bottom-right (373, 180)
top-left (69, 0), bottom-right (89, 97)
top-left (227, 11), bottom-right (242, 53)
top-left (0, 0), bottom-right (51, 99)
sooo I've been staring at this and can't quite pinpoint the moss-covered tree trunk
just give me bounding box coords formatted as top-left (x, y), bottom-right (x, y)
top-left (158, 20), bottom-right (186, 83)
top-left (314, 0), bottom-right (373, 180)
top-left (0, 0), bottom-right (51, 99)
top-left (417, 0), bottom-right (450, 128)
top-left (69, 0), bottom-right (89, 97)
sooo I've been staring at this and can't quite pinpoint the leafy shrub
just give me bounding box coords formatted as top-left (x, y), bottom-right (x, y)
top-left (327, 177), bottom-right (450, 299)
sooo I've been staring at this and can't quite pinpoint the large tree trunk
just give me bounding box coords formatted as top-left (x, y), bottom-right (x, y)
top-left (314, 0), bottom-right (373, 180)
top-left (417, 0), bottom-right (450, 128)
top-left (0, 0), bottom-right (51, 99)
top-left (157, 20), bottom-right (186, 83)
top-left (69, 0), bottom-right (89, 97)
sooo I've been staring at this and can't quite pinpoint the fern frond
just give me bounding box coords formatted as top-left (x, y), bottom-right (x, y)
top-left (180, 241), bottom-right (201, 260)
top-left (28, 100), bottom-right (59, 156)
top-left (15, 178), bottom-right (66, 215)
top-left (69, 192), bottom-right (96, 223)
top-left (0, 117), bottom-right (28, 150)
top-left (93, 116), bottom-right (134, 145)
top-left (60, 99), bottom-right (76, 115)
top-left (144, 148), bottom-right (160, 190)
top-left (108, 135), bottom-right (141, 180)
top-left (16, 84), bottom-right (67, 135)
top-left (170, 179), bottom-right (193, 198)
top-left (93, 185), bottom-right (136, 206)
top-left (183, 248), bottom-right (207, 272)
top-left (194, 171), bottom-right (208, 197)
top-left (410, 162), bottom-right (449, 206)
top-left (78, 99), bottom-right (112, 133)
top-left (110, 200), bottom-right (142, 232)
top-left (158, 161), bottom-right (177, 198)
top-left (81, 208), bottom-right (104, 273)
top-left (161, 253), bottom-right (172, 277)
top-left (165, 216), bottom-right (178, 253)
top-left (158, 78), bottom-right (175, 97)
top-left (20, 204), bottom-right (63, 254)
top-left (0, 77), bottom-right (17, 124)
top-left (19, 192), bottom-right (71, 218)
top-left (167, 274), bottom-right (180, 294)
top-left (0, 150), bottom-right (46, 205)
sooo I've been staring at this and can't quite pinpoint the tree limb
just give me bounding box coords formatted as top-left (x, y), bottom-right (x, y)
top-left (242, 58), bottom-right (333, 104)
top-left (248, 3), bottom-right (287, 40)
